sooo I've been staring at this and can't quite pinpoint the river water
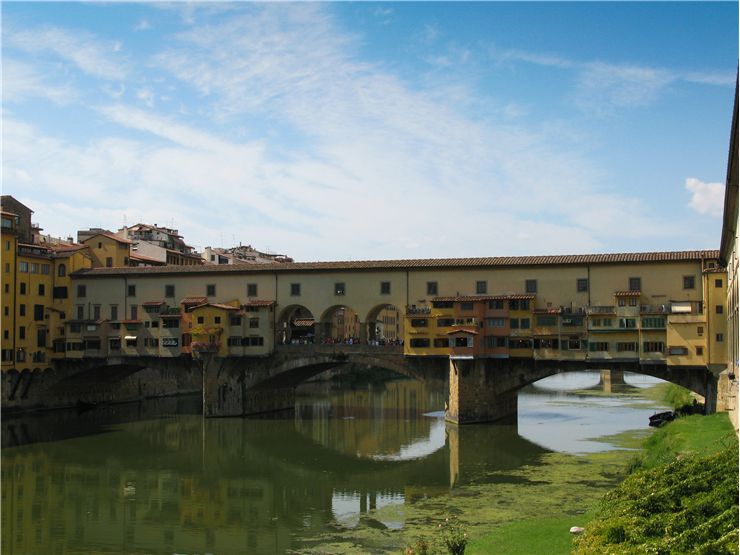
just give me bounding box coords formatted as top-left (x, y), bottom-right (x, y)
top-left (1, 371), bottom-right (667, 554)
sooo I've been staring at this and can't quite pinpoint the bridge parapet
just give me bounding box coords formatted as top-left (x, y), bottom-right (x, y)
top-left (276, 344), bottom-right (403, 356)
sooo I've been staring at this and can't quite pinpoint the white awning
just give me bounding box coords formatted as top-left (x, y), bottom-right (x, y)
top-left (124, 335), bottom-right (137, 340)
top-left (671, 303), bottom-right (692, 313)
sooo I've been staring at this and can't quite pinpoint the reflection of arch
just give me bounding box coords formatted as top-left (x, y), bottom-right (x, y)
top-left (319, 304), bottom-right (360, 343)
top-left (365, 304), bottom-right (403, 343)
top-left (277, 304), bottom-right (316, 344)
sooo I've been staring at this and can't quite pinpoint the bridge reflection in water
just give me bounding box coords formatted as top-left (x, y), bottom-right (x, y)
top-left (0, 376), bottom-right (619, 555)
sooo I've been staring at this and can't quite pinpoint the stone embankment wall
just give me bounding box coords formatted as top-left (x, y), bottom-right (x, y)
top-left (2, 359), bottom-right (201, 413)
top-left (716, 369), bottom-right (739, 435)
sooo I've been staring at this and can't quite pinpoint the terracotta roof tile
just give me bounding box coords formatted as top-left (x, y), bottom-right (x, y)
top-left (142, 301), bottom-right (166, 306)
top-left (180, 296), bottom-right (208, 305)
top-left (72, 250), bottom-right (721, 278)
top-left (244, 300), bottom-right (275, 307)
top-left (432, 294), bottom-right (536, 302)
top-left (614, 290), bottom-right (642, 297)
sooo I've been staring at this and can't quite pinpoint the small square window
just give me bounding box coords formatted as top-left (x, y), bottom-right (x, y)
top-left (335, 283), bottom-right (346, 296)
top-left (696, 346), bottom-right (704, 356)
top-left (525, 280), bottom-right (537, 294)
top-left (716, 305), bottom-right (724, 314)
top-left (716, 333), bottom-right (724, 342)
top-left (290, 283), bottom-right (301, 296)
top-left (577, 278), bottom-right (588, 292)
top-left (206, 284), bottom-right (216, 297)
top-left (628, 277), bottom-right (641, 291)
top-left (165, 285), bottom-right (175, 297)
top-left (77, 285), bottom-right (86, 298)
top-left (128, 285), bottom-right (136, 297)
top-left (380, 281), bottom-right (391, 295)
top-left (19, 283), bottom-right (26, 295)
top-left (618, 298), bottom-right (626, 307)
top-left (197, 316), bottom-right (204, 324)
top-left (629, 297), bottom-right (637, 307)
top-left (682, 276), bottom-right (695, 289)
top-left (697, 326), bottom-right (704, 336)
top-left (247, 283), bottom-right (258, 297)
top-left (475, 281), bottom-right (487, 294)
top-left (715, 279), bottom-right (723, 288)
top-left (214, 316), bottom-right (221, 324)
top-left (427, 282), bottom-right (438, 296)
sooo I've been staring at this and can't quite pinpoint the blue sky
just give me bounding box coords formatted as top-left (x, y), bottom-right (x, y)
top-left (2, 2), bottom-right (737, 261)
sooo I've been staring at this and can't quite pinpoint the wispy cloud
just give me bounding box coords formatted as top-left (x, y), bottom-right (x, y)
top-left (5, 25), bottom-right (128, 80)
top-left (685, 177), bottom-right (725, 218)
top-left (2, 58), bottom-right (76, 104)
top-left (490, 46), bottom-right (735, 112)
top-left (133, 19), bottom-right (151, 32)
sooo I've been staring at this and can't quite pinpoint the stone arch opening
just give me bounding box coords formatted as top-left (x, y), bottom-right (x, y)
top-left (365, 304), bottom-right (403, 345)
top-left (277, 304), bottom-right (316, 345)
top-left (318, 305), bottom-right (361, 344)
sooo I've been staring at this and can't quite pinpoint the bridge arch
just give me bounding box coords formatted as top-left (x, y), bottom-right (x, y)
top-left (277, 304), bottom-right (316, 345)
top-left (318, 304), bottom-right (361, 343)
top-left (365, 303), bottom-right (403, 344)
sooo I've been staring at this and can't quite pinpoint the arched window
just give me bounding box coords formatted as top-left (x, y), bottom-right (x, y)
top-left (57, 263), bottom-right (66, 277)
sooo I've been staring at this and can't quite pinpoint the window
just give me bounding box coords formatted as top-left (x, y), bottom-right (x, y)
top-left (628, 277), bottom-right (641, 291)
top-left (437, 318), bottom-right (455, 327)
top-left (247, 283), bottom-right (258, 297)
top-left (716, 305), bottom-right (724, 314)
top-left (460, 302), bottom-right (474, 311)
top-left (249, 318), bottom-right (259, 329)
top-left (34, 305), bottom-right (44, 321)
top-left (410, 338), bottom-right (430, 348)
top-left (525, 279), bottom-right (537, 293)
top-left (485, 318), bottom-right (505, 328)
top-left (476, 281), bottom-right (487, 294)
top-left (76, 305), bottom-right (84, 319)
top-left (19, 326), bottom-right (25, 340)
top-left (715, 279), bottom-right (723, 288)
top-left (93, 305), bottom-right (101, 320)
top-left (536, 315), bottom-right (557, 326)
top-left (617, 342), bottom-right (637, 352)
top-left (642, 317), bottom-right (665, 329)
top-left (618, 298), bottom-right (626, 307)
top-left (206, 284), bottom-right (216, 297)
top-left (290, 283), bottom-right (301, 296)
top-left (110, 305), bottom-right (118, 321)
top-left (427, 282), bottom-right (438, 296)
top-left (697, 326), bottom-right (704, 336)
top-left (30, 263), bottom-right (38, 273)
top-left (197, 316), bottom-right (204, 324)
top-left (411, 318), bottom-right (428, 327)
top-left (380, 281), bottom-right (391, 295)
top-left (230, 315), bottom-right (242, 326)
top-left (489, 299), bottom-right (504, 309)
top-left (126, 337), bottom-right (137, 348)
top-left (433, 338), bottom-right (448, 348)
top-left (629, 297), bottom-right (637, 307)
top-left (97, 242), bottom-right (102, 249)
top-left (335, 283), bottom-right (345, 296)
top-left (589, 342), bottom-right (609, 352)
top-left (3, 240), bottom-right (8, 251)
top-left (683, 276), bottom-right (695, 289)
top-left (520, 318), bottom-right (530, 329)
top-left (509, 299), bottom-right (529, 311)
top-left (162, 318), bottom-right (179, 329)
top-left (716, 333), bottom-right (724, 342)
top-left (20, 283), bottom-right (26, 295)
top-left (127, 285), bottom-right (136, 297)
top-left (619, 318), bottom-right (637, 329)
top-left (509, 338), bottom-right (533, 349)
top-left (165, 285), bottom-right (175, 298)
top-left (41, 264), bottom-right (49, 275)
top-left (214, 316), bottom-right (221, 324)
top-left (577, 278), bottom-right (588, 292)
top-left (4, 263), bottom-right (8, 273)
top-left (58, 264), bottom-right (66, 277)
top-left (106, 257), bottom-right (113, 268)
top-left (38, 284), bottom-right (45, 296)
top-left (248, 336), bottom-right (265, 347)
top-left (19, 304), bottom-right (26, 316)
top-left (454, 336), bottom-right (472, 348)
top-left (3, 307), bottom-right (7, 316)
top-left (643, 341), bottom-right (664, 353)
top-left (668, 346), bottom-right (689, 356)
top-left (162, 337), bottom-right (178, 347)
top-left (19, 262), bottom-right (28, 273)
top-left (696, 346), bottom-right (704, 356)
top-left (510, 318), bottom-right (519, 329)
top-left (130, 305), bottom-right (138, 320)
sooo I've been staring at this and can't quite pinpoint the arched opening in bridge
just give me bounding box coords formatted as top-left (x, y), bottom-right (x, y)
top-left (277, 304), bottom-right (317, 345)
top-left (365, 304), bottom-right (403, 345)
top-left (318, 305), bottom-right (361, 344)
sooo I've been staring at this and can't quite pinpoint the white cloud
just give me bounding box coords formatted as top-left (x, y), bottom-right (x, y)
top-left (2, 58), bottom-right (76, 104)
top-left (133, 19), bottom-right (151, 32)
top-left (5, 25), bottom-right (128, 80)
top-left (685, 177), bottom-right (725, 218)
top-left (136, 88), bottom-right (155, 108)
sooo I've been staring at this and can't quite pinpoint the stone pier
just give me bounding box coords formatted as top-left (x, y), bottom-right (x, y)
top-left (445, 358), bottom-right (518, 424)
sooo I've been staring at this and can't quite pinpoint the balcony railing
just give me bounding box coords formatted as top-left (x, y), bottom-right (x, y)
top-left (587, 306), bottom-right (616, 314)
top-left (406, 306), bottom-right (431, 315)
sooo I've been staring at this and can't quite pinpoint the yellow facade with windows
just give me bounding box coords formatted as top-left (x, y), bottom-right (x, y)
top-left (82, 233), bottom-right (131, 268)
top-left (1, 211), bottom-right (19, 370)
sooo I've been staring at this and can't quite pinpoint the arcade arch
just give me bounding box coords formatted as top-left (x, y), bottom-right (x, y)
top-left (365, 304), bottom-right (403, 344)
top-left (277, 304), bottom-right (316, 345)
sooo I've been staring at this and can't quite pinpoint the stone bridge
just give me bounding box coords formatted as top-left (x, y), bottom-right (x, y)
top-left (2, 346), bottom-right (720, 422)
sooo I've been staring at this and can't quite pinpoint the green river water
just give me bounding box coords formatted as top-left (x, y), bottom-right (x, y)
top-left (1, 371), bottom-right (668, 554)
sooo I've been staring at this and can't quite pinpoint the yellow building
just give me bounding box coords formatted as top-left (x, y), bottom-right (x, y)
top-left (81, 232), bottom-right (132, 268)
top-left (1, 210), bottom-right (19, 370)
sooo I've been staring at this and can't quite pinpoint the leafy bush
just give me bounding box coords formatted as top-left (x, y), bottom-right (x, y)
top-left (573, 441), bottom-right (739, 554)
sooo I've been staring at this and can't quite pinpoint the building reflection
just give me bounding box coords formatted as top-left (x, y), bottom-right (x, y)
top-left (1, 378), bottom-right (548, 555)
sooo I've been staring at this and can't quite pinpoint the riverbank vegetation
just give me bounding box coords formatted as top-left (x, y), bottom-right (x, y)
top-left (573, 413), bottom-right (738, 554)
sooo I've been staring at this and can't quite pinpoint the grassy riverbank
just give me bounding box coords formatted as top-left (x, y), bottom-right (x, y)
top-left (465, 412), bottom-right (737, 555)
